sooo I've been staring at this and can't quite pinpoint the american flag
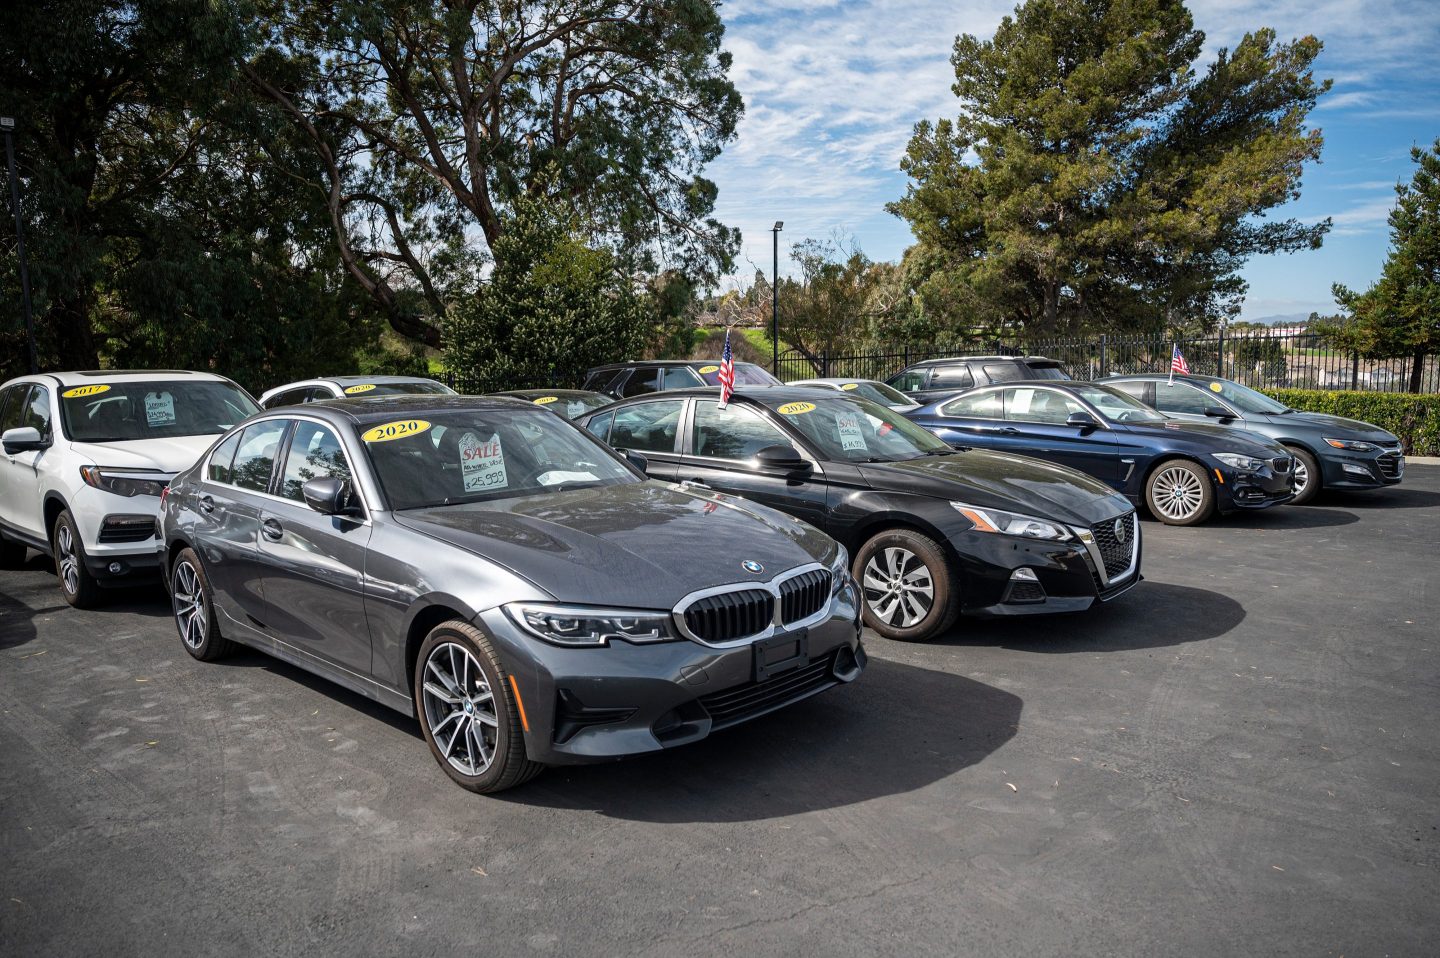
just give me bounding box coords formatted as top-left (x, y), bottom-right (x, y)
top-left (717, 328), bottom-right (735, 408)
top-left (1169, 343), bottom-right (1190, 384)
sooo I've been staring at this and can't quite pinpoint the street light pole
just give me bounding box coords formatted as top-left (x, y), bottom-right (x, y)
top-left (2, 116), bottom-right (38, 374)
top-left (770, 220), bottom-right (783, 376)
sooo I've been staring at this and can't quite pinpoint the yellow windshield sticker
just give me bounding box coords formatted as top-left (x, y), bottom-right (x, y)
top-left (344, 384), bottom-right (377, 394)
top-left (778, 401), bottom-right (816, 415)
top-left (533, 396), bottom-right (559, 405)
top-left (698, 365), bottom-right (720, 374)
top-left (361, 419), bottom-right (431, 443)
top-left (1209, 382), bottom-right (1223, 392)
top-left (840, 383), bottom-right (860, 391)
top-left (62, 385), bottom-right (110, 398)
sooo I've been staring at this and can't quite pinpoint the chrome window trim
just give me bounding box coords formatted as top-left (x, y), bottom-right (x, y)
top-left (1072, 511), bottom-right (1141, 589)
top-left (672, 561), bottom-right (832, 648)
top-left (201, 413), bottom-right (373, 518)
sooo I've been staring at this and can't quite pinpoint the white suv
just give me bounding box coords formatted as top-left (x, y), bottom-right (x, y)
top-left (0, 370), bottom-right (259, 607)
top-left (258, 375), bottom-right (455, 408)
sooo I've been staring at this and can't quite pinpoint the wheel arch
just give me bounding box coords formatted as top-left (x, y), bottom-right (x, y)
top-left (1139, 453), bottom-right (1218, 517)
top-left (402, 595), bottom-right (483, 711)
top-left (42, 492), bottom-right (69, 541)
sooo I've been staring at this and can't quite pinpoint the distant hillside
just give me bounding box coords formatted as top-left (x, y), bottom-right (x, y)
top-left (1245, 312), bottom-right (1313, 327)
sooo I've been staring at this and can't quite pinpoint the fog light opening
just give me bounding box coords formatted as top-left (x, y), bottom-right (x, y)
top-left (107, 561), bottom-right (124, 575)
top-left (1004, 568), bottom-right (1046, 604)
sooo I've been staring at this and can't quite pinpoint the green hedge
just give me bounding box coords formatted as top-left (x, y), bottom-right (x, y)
top-left (1267, 388), bottom-right (1440, 457)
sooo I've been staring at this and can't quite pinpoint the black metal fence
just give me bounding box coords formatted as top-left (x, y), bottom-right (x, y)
top-left (773, 331), bottom-right (1440, 394)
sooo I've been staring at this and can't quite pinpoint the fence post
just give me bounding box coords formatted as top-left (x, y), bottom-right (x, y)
top-left (1216, 325), bottom-right (1225, 377)
top-left (903, 345), bottom-right (910, 369)
top-left (821, 351), bottom-right (830, 377)
top-left (1099, 334), bottom-right (1108, 379)
top-left (1351, 353), bottom-right (1359, 391)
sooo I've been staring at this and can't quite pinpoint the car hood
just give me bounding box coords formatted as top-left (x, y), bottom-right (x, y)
top-left (859, 451), bottom-right (1132, 526)
top-left (1268, 410), bottom-right (1398, 443)
top-left (394, 480), bottom-right (838, 608)
top-left (68, 435), bottom-right (219, 473)
top-left (1116, 420), bottom-right (1287, 455)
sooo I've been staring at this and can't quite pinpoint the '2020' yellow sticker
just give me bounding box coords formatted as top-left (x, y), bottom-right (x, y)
top-left (533, 396), bottom-right (559, 405)
top-left (840, 383), bottom-right (860, 391)
top-left (62, 384), bottom-right (111, 398)
top-left (361, 419), bottom-right (431, 443)
top-left (344, 384), bottom-right (377, 394)
top-left (698, 365), bottom-right (720, 374)
top-left (778, 401), bottom-right (816, 415)
top-left (1209, 382), bottom-right (1223, 392)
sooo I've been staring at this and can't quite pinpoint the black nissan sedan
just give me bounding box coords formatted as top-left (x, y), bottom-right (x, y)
top-left (579, 387), bottom-right (1141, 642)
top-left (906, 381), bottom-right (1296, 525)
top-left (158, 396), bottom-right (863, 793)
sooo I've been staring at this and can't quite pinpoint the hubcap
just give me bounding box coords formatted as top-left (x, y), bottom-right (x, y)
top-left (1293, 458), bottom-right (1309, 496)
top-left (172, 560), bottom-right (207, 649)
top-left (862, 546), bottom-right (935, 629)
top-left (56, 524), bottom-right (79, 595)
top-left (421, 642), bottom-right (499, 777)
top-left (1153, 466), bottom-right (1204, 520)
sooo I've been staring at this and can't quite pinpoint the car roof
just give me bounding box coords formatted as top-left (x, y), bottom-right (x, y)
top-left (599, 385), bottom-right (851, 407)
top-left (318, 375), bottom-right (444, 386)
top-left (1102, 372), bottom-right (1222, 384)
top-left (492, 388), bottom-right (609, 399)
top-left (586, 359), bottom-right (762, 372)
top-left (789, 377), bottom-right (886, 386)
top-left (15, 370), bottom-right (233, 388)
top-left (912, 355), bottom-right (1060, 366)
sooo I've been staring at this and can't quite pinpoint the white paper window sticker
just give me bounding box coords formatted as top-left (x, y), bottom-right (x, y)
top-left (459, 431), bottom-right (508, 492)
top-left (537, 470), bottom-right (600, 486)
top-left (836, 411), bottom-right (867, 452)
top-left (564, 401), bottom-right (588, 419)
top-left (1009, 388), bottom-right (1035, 415)
top-left (145, 391), bottom-right (177, 426)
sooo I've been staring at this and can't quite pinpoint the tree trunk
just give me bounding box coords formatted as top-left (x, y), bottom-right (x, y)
top-left (1410, 350), bottom-right (1426, 393)
top-left (46, 295), bottom-right (99, 370)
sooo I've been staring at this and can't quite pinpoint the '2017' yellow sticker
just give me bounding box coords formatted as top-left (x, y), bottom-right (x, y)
top-left (533, 396), bottom-right (559, 405)
top-left (62, 385), bottom-right (111, 398)
top-left (361, 419), bottom-right (431, 443)
top-left (344, 384), bottom-right (377, 394)
top-left (698, 365), bottom-right (720, 374)
top-left (840, 383), bottom-right (860, 391)
top-left (778, 401), bottom-right (816, 415)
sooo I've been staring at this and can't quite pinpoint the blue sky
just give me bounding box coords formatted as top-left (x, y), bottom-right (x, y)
top-left (705, 0), bottom-right (1440, 321)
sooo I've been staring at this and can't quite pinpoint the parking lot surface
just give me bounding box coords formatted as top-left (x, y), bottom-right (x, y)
top-left (3, 469), bottom-right (1438, 957)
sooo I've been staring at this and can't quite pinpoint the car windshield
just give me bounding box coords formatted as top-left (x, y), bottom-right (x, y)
top-left (1203, 379), bottom-right (1289, 414)
top-left (765, 396), bottom-right (953, 462)
top-left (836, 381), bottom-right (915, 408)
top-left (360, 407), bottom-right (637, 510)
top-left (1027, 365), bottom-right (1070, 380)
top-left (1066, 384), bottom-right (1168, 423)
top-left (342, 381), bottom-right (454, 397)
top-left (60, 380), bottom-right (259, 442)
top-left (697, 363), bottom-right (782, 387)
top-left (542, 394), bottom-right (612, 419)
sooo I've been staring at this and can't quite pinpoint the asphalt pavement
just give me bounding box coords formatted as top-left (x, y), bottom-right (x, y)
top-left (2, 469), bottom-right (1438, 957)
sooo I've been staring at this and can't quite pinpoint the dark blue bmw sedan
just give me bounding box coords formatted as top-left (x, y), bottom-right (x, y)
top-left (906, 381), bottom-right (1296, 525)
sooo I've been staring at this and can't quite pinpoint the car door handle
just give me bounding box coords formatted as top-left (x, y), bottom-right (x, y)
top-left (681, 477), bottom-right (712, 488)
top-left (198, 495), bottom-right (215, 513)
top-left (997, 427), bottom-right (1020, 435)
top-left (261, 518), bottom-right (283, 541)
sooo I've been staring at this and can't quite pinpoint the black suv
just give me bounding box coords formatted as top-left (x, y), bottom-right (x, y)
top-left (887, 356), bottom-right (1069, 404)
top-left (582, 360), bottom-right (782, 399)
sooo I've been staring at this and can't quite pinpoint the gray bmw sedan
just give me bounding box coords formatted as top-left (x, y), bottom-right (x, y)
top-left (158, 396), bottom-right (864, 793)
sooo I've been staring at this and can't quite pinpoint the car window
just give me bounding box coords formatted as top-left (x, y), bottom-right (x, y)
top-left (1065, 383), bottom-right (1166, 422)
top-left (609, 400), bottom-right (683, 454)
top-left (207, 432), bottom-right (242, 484)
top-left (280, 421), bottom-right (354, 502)
top-left (230, 420), bottom-right (290, 493)
top-left (583, 410), bottom-right (614, 442)
top-left (982, 364), bottom-right (1025, 383)
top-left (0, 385), bottom-right (30, 433)
top-left (19, 385), bottom-right (51, 436)
top-left (888, 369), bottom-right (928, 394)
top-left (692, 403), bottom-right (790, 460)
top-left (663, 366), bottom-right (704, 389)
top-left (265, 388), bottom-right (312, 409)
top-left (941, 391), bottom-right (1003, 419)
top-left (930, 365), bottom-right (974, 388)
top-left (773, 396), bottom-right (951, 462)
top-left (1153, 382), bottom-right (1215, 416)
top-left (620, 368), bottom-right (661, 398)
top-left (1004, 387), bottom-right (1084, 425)
top-left (60, 380), bottom-right (259, 442)
top-left (341, 381), bottom-right (453, 397)
top-left (1025, 364), bottom-right (1070, 380)
top-left (581, 370), bottom-right (610, 391)
top-left (1108, 380), bottom-right (1150, 403)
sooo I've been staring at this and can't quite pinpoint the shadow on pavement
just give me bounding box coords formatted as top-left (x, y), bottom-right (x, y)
top-left (1209, 505), bottom-right (1358, 529)
top-left (1318, 486), bottom-right (1440, 510)
top-left (940, 581), bottom-right (1244, 653)
top-left (507, 657), bottom-right (1020, 822)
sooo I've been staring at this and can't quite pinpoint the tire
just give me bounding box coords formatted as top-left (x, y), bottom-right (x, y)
top-left (52, 509), bottom-right (103, 608)
top-left (1287, 446), bottom-right (1320, 505)
top-left (413, 621), bottom-right (544, 794)
top-left (0, 536), bottom-right (27, 570)
top-left (854, 528), bottom-right (959, 642)
top-left (170, 547), bottom-right (234, 661)
top-left (1145, 459), bottom-right (1216, 526)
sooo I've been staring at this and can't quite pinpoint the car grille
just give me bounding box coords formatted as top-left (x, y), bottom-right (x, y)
top-left (698, 651), bottom-right (838, 729)
top-left (98, 520), bottom-right (159, 544)
top-left (682, 589), bottom-right (774, 644)
top-left (1090, 514), bottom-right (1136, 580)
top-left (1270, 456), bottom-right (1292, 474)
top-left (1377, 452), bottom-right (1403, 478)
top-left (778, 569), bottom-right (831, 626)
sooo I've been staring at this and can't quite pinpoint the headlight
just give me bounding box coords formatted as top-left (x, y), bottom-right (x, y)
top-left (830, 544), bottom-right (851, 592)
top-left (1212, 453), bottom-right (1266, 472)
top-left (504, 603), bottom-right (676, 647)
top-left (952, 502), bottom-right (1072, 541)
top-left (1325, 438), bottom-right (1377, 452)
top-left (79, 466), bottom-right (168, 498)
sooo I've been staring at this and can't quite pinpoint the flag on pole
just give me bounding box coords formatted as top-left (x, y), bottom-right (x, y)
top-left (1169, 343), bottom-right (1190, 384)
top-left (717, 328), bottom-right (735, 408)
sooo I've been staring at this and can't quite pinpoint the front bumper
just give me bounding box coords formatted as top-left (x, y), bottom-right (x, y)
top-left (476, 584), bottom-right (865, 765)
top-left (1319, 447), bottom-right (1405, 490)
top-left (1215, 464), bottom-right (1294, 512)
top-left (69, 485), bottom-right (166, 585)
top-left (951, 517), bottom-right (1142, 617)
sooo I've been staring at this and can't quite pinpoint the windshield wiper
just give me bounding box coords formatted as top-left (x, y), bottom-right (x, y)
top-left (921, 448), bottom-right (957, 456)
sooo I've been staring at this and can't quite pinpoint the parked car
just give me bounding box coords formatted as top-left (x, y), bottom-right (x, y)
top-left (258, 375), bottom-right (455, 408)
top-left (582, 360), bottom-right (782, 399)
top-left (886, 355), bottom-right (1069, 404)
top-left (906, 381), bottom-right (1295, 526)
top-left (787, 378), bottom-right (920, 412)
top-left (487, 389), bottom-right (613, 420)
top-left (1100, 373), bottom-right (1404, 504)
top-left (0, 370), bottom-right (259, 605)
top-left (158, 395), bottom-right (863, 793)
top-left (578, 387), bottom-right (1141, 641)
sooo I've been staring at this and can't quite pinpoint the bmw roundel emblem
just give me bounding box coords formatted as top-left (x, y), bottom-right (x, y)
top-left (742, 560), bottom-right (765, 575)
top-left (1114, 518), bottom-right (1128, 543)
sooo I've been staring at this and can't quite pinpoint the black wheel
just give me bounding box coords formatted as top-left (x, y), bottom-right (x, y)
top-left (1287, 446), bottom-right (1320, 505)
top-left (1144, 459), bottom-right (1216, 526)
top-left (0, 536), bottom-right (27, 570)
top-left (170, 547), bottom-right (234, 661)
top-left (414, 621), bottom-right (544, 793)
top-left (52, 509), bottom-right (102, 608)
top-left (854, 528), bottom-right (959, 642)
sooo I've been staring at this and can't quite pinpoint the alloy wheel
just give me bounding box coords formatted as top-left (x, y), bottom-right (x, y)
top-left (862, 546), bottom-right (934, 628)
top-left (1152, 465), bottom-right (1205, 522)
top-left (172, 560), bottom-right (208, 649)
top-left (1292, 458), bottom-right (1310, 498)
top-left (421, 642), bottom-right (500, 777)
top-left (56, 524), bottom-right (79, 595)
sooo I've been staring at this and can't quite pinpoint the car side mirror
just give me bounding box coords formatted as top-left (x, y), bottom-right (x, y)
top-left (623, 450), bottom-right (649, 473)
top-left (301, 476), bottom-right (355, 516)
top-left (1065, 411), bottom-right (1099, 431)
top-left (1, 426), bottom-right (47, 454)
top-left (1204, 406), bottom-right (1234, 420)
top-left (754, 443), bottom-right (811, 473)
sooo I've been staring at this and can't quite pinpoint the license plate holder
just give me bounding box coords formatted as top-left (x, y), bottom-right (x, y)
top-left (754, 629), bottom-right (808, 682)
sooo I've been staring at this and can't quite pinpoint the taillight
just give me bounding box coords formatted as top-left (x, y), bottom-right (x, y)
top-left (159, 487), bottom-right (169, 507)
